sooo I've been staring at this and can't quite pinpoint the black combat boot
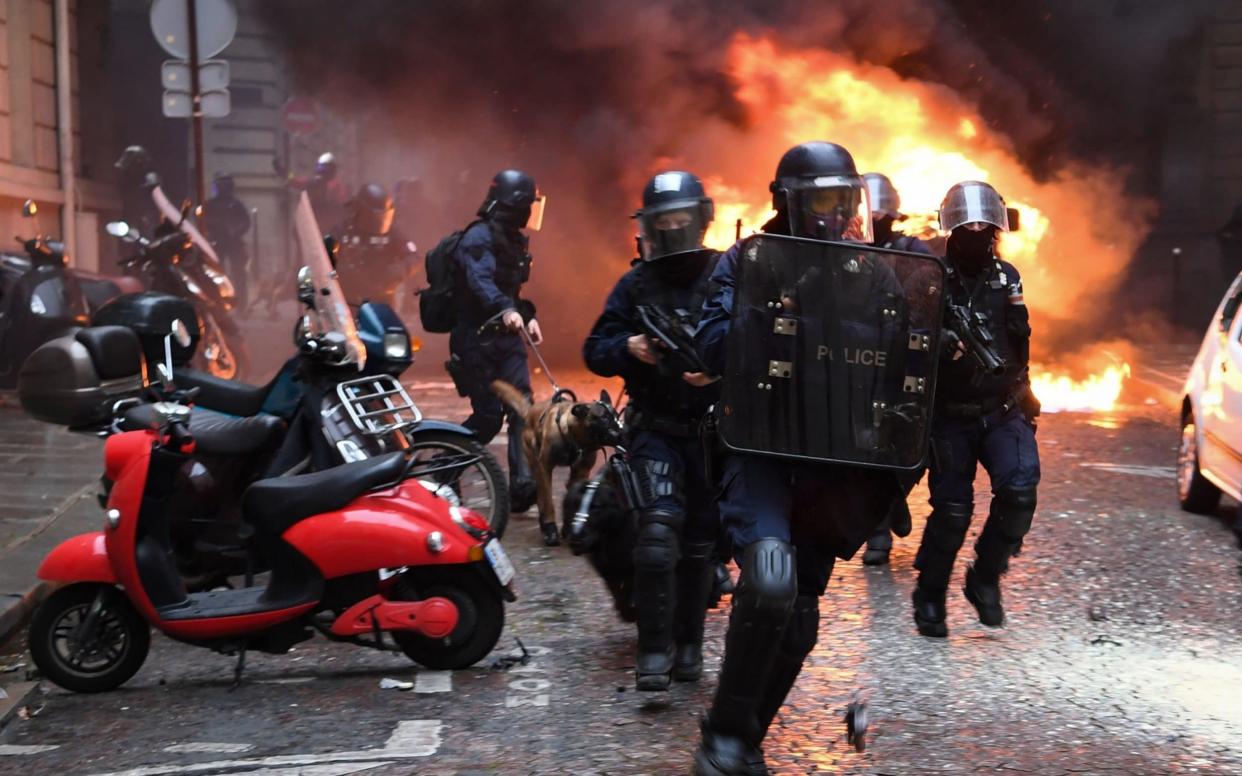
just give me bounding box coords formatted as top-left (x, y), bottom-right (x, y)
top-left (911, 585), bottom-right (947, 638)
top-left (694, 539), bottom-right (796, 776)
top-left (967, 487), bottom-right (1036, 627)
top-left (862, 524), bottom-right (892, 566)
top-left (963, 566), bottom-right (1003, 626)
top-left (634, 510), bottom-right (682, 691)
top-left (672, 541), bottom-right (715, 682)
top-left (912, 501), bottom-right (972, 638)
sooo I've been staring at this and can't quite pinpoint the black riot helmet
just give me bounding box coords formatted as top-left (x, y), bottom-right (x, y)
top-left (634, 171), bottom-right (714, 261)
top-left (349, 183), bottom-right (395, 236)
top-left (210, 172), bottom-right (235, 199)
top-left (478, 169), bottom-right (546, 231)
top-left (769, 141), bottom-right (872, 243)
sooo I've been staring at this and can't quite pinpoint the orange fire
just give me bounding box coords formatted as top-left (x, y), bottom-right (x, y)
top-left (692, 35), bottom-right (1149, 412)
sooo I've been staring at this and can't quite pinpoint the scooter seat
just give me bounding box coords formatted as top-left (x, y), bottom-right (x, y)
top-left (242, 452), bottom-right (407, 537)
top-left (176, 368), bottom-right (277, 417)
top-left (120, 405), bottom-right (286, 457)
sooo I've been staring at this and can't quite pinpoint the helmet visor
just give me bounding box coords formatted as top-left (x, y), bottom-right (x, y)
top-left (526, 195), bottom-right (546, 231)
top-left (939, 183), bottom-right (1009, 232)
top-left (639, 203), bottom-right (710, 261)
top-left (787, 180), bottom-right (873, 243)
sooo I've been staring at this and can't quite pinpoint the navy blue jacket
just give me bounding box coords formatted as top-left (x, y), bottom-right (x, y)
top-left (453, 220), bottom-right (533, 329)
top-left (584, 258), bottom-right (719, 420)
top-left (937, 257), bottom-right (1031, 402)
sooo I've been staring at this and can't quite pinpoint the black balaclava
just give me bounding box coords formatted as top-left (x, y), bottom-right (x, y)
top-left (947, 226), bottom-right (997, 272)
top-left (872, 214), bottom-right (896, 246)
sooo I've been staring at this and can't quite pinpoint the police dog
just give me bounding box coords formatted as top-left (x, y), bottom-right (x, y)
top-left (491, 381), bottom-right (622, 546)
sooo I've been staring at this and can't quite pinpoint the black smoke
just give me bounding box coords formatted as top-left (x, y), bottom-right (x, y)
top-left (256, 0), bottom-right (1215, 361)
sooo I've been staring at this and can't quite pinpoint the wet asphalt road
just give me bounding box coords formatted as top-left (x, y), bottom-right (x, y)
top-left (2, 378), bottom-right (1242, 775)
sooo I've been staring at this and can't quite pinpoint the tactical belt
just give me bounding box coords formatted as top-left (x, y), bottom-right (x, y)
top-left (938, 384), bottom-right (1029, 420)
top-left (627, 409), bottom-right (700, 438)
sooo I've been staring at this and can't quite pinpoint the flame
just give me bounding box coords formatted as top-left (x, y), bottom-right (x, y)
top-left (1031, 361), bottom-right (1131, 413)
top-left (690, 34), bottom-right (1148, 412)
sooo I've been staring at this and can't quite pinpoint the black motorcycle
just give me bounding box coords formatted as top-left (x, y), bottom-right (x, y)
top-left (0, 200), bottom-right (90, 388)
top-left (102, 185), bottom-right (248, 380)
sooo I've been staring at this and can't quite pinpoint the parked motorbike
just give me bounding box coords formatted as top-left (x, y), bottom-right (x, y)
top-left (176, 194), bottom-right (510, 535)
top-left (102, 185), bottom-right (248, 380)
top-left (26, 327), bottom-right (515, 693)
top-left (0, 200), bottom-right (91, 388)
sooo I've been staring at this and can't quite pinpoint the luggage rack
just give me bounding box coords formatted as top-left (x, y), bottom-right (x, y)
top-left (335, 374), bottom-right (423, 437)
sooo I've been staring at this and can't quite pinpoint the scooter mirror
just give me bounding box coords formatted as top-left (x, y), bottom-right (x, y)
top-left (170, 318), bottom-right (192, 349)
top-left (21, 200), bottom-right (37, 218)
top-left (296, 265), bottom-right (315, 306)
top-left (105, 221), bottom-right (131, 238)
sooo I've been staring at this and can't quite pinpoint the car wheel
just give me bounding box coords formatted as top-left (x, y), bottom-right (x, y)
top-left (1179, 411), bottom-right (1222, 514)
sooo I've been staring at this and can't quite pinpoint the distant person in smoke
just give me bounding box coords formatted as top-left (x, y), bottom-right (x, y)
top-left (861, 172), bottom-right (936, 566)
top-left (332, 183), bottom-right (417, 309)
top-left (114, 145), bottom-right (161, 237)
top-left (273, 151), bottom-right (350, 235)
top-left (201, 172), bottom-right (252, 308)
top-left (438, 169), bottom-right (546, 517)
top-left (910, 180), bottom-right (1041, 639)
top-left (1217, 204), bottom-right (1242, 284)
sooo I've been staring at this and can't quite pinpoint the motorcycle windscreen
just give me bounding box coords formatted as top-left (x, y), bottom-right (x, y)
top-left (715, 234), bottom-right (946, 470)
top-left (293, 192), bottom-right (365, 369)
top-left (150, 186), bottom-right (227, 273)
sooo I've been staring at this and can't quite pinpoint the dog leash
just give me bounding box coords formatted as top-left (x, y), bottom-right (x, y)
top-left (517, 323), bottom-right (567, 396)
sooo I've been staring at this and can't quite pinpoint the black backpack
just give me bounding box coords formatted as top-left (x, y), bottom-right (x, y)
top-left (418, 221), bottom-right (480, 333)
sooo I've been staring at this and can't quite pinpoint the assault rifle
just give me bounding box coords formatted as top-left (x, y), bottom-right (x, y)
top-left (635, 304), bottom-right (711, 377)
top-left (944, 302), bottom-right (1006, 377)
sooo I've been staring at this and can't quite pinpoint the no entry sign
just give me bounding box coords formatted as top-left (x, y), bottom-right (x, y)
top-left (283, 98), bottom-right (321, 136)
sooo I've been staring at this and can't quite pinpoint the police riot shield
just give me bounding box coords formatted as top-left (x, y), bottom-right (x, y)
top-left (715, 234), bottom-right (946, 470)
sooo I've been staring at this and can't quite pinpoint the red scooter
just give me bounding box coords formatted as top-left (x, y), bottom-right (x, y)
top-left (27, 399), bottom-right (516, 693)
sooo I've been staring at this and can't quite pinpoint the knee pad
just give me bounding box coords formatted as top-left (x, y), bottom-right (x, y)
top-left (991, 487), bottom-right (1036, 541)
top-left (735, 538), bottom-right (797, 617)
top-left (925, 502), bottom-right (973, 554)
top-left (634, 511), bottom-right (683, 571)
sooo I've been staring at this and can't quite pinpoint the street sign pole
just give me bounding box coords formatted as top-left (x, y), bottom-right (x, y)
top-left (186, 0), bottom-right (207, 227)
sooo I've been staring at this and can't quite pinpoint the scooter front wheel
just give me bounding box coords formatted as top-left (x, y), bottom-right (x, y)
top-left (391, 566), bottom-right (504, 670)
top-left (28, 584), bottom-right (150, 693)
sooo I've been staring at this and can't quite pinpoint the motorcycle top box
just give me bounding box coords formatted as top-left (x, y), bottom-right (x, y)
top-left (92, 291), bottom-right (201, 367)
top-left (18, 326), bottom-right (146, 429)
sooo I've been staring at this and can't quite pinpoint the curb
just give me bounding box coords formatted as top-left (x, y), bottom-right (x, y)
top-left (0, 681), bottom-right (40, 728)
top-left (0, 582), bottom-right (51, 651)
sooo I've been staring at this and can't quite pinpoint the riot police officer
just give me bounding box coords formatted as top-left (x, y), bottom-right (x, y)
top-left (333, 183), bottom-right (416, 308)
top-left (201, 173), bottom-right (252, 308)
top-left (861, 172), bottom-right (935, 566)
top-left (692, 142), bottom-right (904, 775)
top-left (448, 169), bottom-right (546, 518)
top-left (583, 171), bottom-right (721, 691)
top-left (911, 180), bottom-right (1040, 638)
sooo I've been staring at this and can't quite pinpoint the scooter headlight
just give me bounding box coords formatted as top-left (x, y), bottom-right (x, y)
top-left (383, 332), bottom-right (410, 361)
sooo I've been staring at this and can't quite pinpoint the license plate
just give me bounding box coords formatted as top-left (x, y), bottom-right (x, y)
top-left (484, 539), bottom-right (515, 586)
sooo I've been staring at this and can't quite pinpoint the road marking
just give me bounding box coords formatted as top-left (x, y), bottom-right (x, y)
top-left (415, 671), bottom-right (452, 693)
top-left (162, 743), bottom-right (255, 754)
top-left (228, 765), bottom-right (387, 776)
top-left (86, 720), bottom-right (442, 776)
top-left (1080, 462), bottom-right (1176, 478)
top-left (505, 644), bottom-right (551, 708)
top-left (0, 744), bottom-right (61, 755)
